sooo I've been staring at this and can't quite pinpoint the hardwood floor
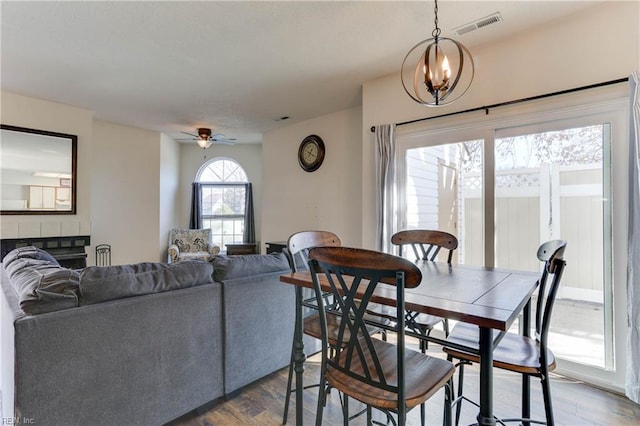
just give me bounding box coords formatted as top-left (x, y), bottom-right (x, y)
top-left (171, 347), bottom-right (640, 426)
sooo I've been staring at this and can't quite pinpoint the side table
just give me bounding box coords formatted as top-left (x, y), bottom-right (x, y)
top-left (265, 241), bottom-right (287, 254)
top-left (225, 242), bottom-right (259, 255)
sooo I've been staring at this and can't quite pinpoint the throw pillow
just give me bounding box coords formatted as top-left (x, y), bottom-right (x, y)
top-left (3, 246), bottom-right (60, 268)
top-left (5, 258), bottom-right (80, 315)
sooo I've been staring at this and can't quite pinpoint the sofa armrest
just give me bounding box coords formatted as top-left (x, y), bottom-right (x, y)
top-left (221, 270), bottom-right (295, 394)
top-left (1, 269), bottom-right (19, 421)
top-left (168, 244), bottom-right (180, 263)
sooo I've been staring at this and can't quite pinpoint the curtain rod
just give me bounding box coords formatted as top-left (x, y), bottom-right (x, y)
top-left (370, 77), bottom-right (629, 133)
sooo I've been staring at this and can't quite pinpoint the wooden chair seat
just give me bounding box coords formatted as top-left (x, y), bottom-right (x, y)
top-left (327, 337), bottom-right (455, 411)
top-left (443, 322), bottom-right (557, 374)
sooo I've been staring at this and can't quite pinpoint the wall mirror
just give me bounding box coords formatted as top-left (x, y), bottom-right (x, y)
top-left (1, 124), bottom-right (77, 215)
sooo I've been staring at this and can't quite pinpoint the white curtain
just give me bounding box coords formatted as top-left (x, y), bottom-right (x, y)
top-left (627, 71), bottom-right (640, 405)
top-left (374, 124), bottom-right (397, 253)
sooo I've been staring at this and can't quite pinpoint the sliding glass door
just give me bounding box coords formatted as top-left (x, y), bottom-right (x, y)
top-left (493, 123), bottom-right (612, 369)
top-left (396, 91), bottom-right (628, 387)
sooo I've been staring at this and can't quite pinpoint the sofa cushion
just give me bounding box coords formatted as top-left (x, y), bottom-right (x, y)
top-left (4, 257), bottom-right (79, 315)
top-left (79, 260), bottom-right (214, 305)
top-left (175, 251), bottom-right (211, 262)
top-left (212, 252), bottom-right (290, 281)
top-left (3, 245), bottom-right (60, 268)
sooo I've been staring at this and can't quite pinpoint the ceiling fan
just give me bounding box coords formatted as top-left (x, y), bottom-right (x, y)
top-left (178, 128), bottom-right (236, 149)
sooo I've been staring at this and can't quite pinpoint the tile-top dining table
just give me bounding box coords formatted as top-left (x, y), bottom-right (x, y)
top-left (280, 260), bottom-right (539, 426)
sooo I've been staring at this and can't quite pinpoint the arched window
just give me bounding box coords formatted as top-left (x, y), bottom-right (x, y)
top-left (193, 158), bottom-right (254, 250)
top-left (197, 157), bottom-right (248, 183)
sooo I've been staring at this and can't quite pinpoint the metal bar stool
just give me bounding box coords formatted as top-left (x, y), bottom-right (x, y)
top-left (95, 244), bottom-right (111, 266)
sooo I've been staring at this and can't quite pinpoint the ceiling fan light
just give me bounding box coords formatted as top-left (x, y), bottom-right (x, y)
top-left (181, 127), bottom-right (234, 147)
top-left (197, 139), bottom-right (212, 149)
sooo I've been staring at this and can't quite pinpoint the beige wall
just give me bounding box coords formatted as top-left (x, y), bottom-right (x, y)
top-left (261, 107), bottom-right (363, 249)
top-left (91, 120), bottom-right (162, 264)
top-left (360, 1), bottom-right (640, 249)
top-left (0, 92), bottom-right (93, 240)
top-left (159, 133), bottom-right (181, 260)
top-left (179, 142), bottom-right (263, 249)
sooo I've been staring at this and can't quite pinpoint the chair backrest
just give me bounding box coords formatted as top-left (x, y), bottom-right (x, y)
top-left (391, 230), bottom-right (458, 263)
top-left (95, 244), bottom-right (111, 266)
top-left (534, 240), bottom-right (567, 358)
top-left (286, 230), bottom-right (341, 272)
top-left (308, 246), bottom-right (422, 405)
top-left (169, 228), bottom-right (212, 253)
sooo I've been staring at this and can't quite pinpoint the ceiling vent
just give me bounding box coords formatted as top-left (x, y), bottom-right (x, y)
top-left (453, 12), bottom-right (503, 36)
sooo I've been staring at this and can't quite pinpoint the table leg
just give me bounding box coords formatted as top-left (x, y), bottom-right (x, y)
top-left (477, 326), bottom-right (495, 426)
top-left (293, 286), bottom-right (306, 425)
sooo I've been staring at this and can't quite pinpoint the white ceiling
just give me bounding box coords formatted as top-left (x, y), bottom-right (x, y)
top-left (1, 1), bottom-right (603, 144)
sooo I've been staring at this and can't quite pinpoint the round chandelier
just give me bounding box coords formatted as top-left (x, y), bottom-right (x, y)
top-left (401, 0), bottom-right (475, 107)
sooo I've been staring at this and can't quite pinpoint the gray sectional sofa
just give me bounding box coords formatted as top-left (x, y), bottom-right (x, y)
top-left (0, 246), bottom-right (297, 426)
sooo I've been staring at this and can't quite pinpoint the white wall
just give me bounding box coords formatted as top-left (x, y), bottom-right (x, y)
top-left (0, 92), bottom-right (93, 240)
top-left (179, 142), bottom-right (263, 248)
top-left (261, 107), bottom-right (363, 248)
top-left (91, 120), bottom-right (161, 264)
top-left (360, 1), bottom-right (640, 249)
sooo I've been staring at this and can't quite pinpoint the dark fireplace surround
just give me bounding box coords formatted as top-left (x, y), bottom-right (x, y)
top-left (1, 235), bottom-right (90, 269)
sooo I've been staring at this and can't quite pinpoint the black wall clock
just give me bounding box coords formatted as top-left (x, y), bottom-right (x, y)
top-left (298, 134), bottom-right (325, 172)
